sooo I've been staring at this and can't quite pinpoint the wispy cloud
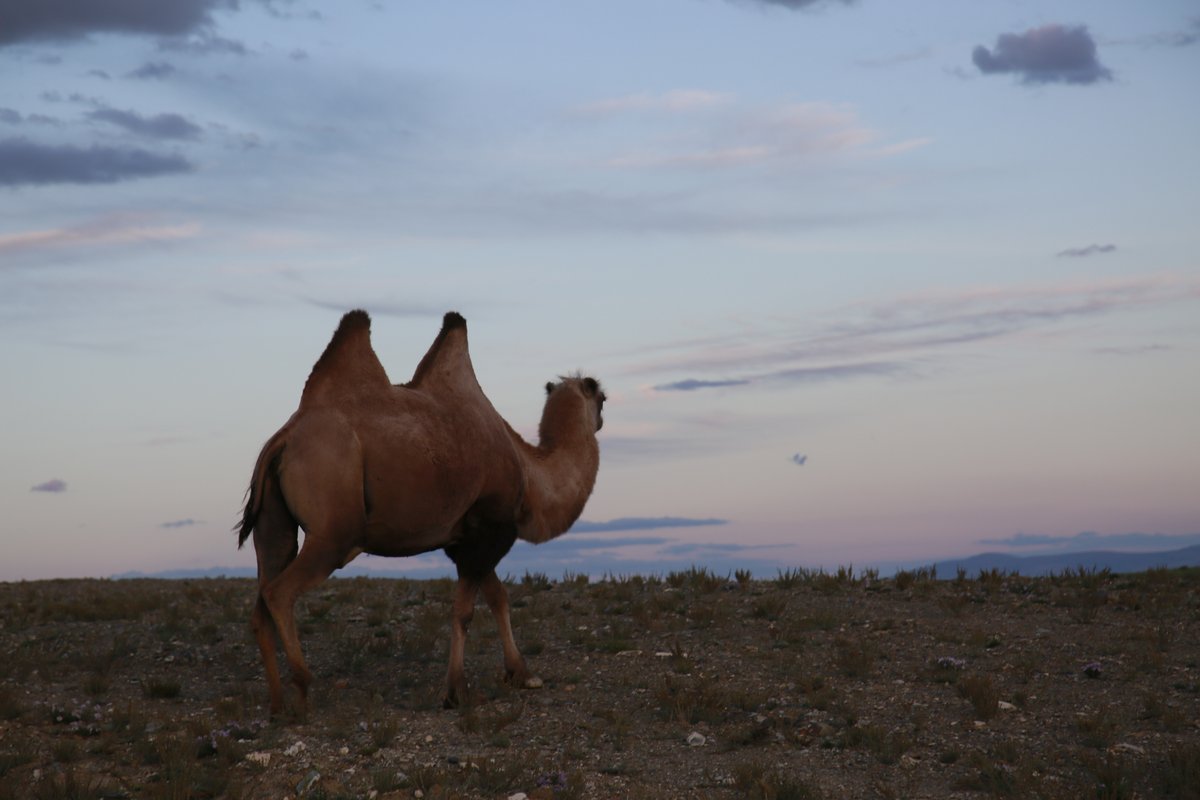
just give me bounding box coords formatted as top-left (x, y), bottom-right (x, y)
top-left (725, 0), bottom-right (855, 10)
top-left (161, 518), bottom-right (201, 529)
top-left (653, 378), bottom-right (750, 392)
top-left (600, 100), bottom-right (928, 170)
top-left (629, 274), bottom-right (1200, 391)
top-left (31, 479), bottom-right (67, 493)
top-left (973, 25), bottom-right (1112, 85)
top-left (1057, 243), bottom-right (1116, 258)
top-left (576, 90), bottom-right (731, 116)
top-left (0, 215), bottom-right (200, 260)
top-left (570, 517), bottom-right (729, 533)
top-left (0, 138), bottom-right (193, 186)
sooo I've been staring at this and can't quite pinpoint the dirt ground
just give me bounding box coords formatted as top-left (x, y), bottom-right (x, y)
top-left (1, 565), bottom-right (1198, 799)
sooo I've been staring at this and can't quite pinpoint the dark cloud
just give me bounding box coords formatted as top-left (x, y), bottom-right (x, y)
top-left (88, 108), bottom-right (202, 140)
top-left (653, 378), bottom-right (750, 392)
top-left (0, 108), bottom-right (20, 124)
top-left (0, 137), bottom-right (193, 186)
top-left (0, 0), bottom-right (234, 47)
top-left (1057, 243), bottom-right (1116, 258)
top-left (570, 517), bottom-right (729, 534)
top-left (161, 518), bottom-right (200, 529)
top-left (31, 478), bottom-right (67, 493)
top-left (973, 25), bottom-right (1112, 85)
top-left (978, 530), bottom-right (1200, 551)
top-left (128, 61), bottom-right (178, 80)
top-left (87, 69), bottom-right (112, 80)
top-left (655, 361), bottom-right (904, 393)
top-left (791, 453), bottom-right (807, 466)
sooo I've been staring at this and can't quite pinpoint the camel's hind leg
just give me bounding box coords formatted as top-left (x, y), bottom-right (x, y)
top-left (480, 570), bottom-right (539, 689)
top-left (260, 533), bottom-right (346, 715)
top-left (250, 484), bottom-right (299, 716)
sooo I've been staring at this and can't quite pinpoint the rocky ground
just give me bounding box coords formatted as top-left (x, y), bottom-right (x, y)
top-left (1, 565), bottom-right (1198, 799)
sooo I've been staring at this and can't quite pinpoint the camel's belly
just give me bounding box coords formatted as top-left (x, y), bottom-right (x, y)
top-left (361, 518), bottom-right (458, 558)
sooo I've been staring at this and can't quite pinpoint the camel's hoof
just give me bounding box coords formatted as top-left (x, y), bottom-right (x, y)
top-left (523, 676), bottom-right (544, 690)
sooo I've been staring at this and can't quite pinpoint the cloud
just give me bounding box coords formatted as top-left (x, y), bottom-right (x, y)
top-left (727, 0), bottom-right (855, 9)
top-left (0, 215), bottom-right (200, 259)
top-left (653, 378), bottom-right (750, 392)
top-left (160, 518), bottom-right (200, 529)
top-left (654, 361), bottom-right (905, 393)
top-left (569, 517), bottom-right (729, 533)
top-left (791, 453), bottom-right (808, 466)
top-left (0, 138), bottom-right (193, 186)
top-left (1108, 19), bottom-right (1200, 49)
top-left (602, 101), bottom-right (926, 170)
top-left (979, 530), bottom-right (1200, 552)
top-left (88, 108), bottom-right (203, 140)
top-left (31, 479), bottom-right (67, 493)
top-left (627, 274), bottom-right (1200, 391)
top-left (577, 90), bottom-right (731, 115)
top-left (0, 108), bottom-right (20, 124)
top-left (1057, 243), bottom-right (1116, 258)
top-left (0, 0), bottom-right (233, 47)
top-left (973, 25), bottom-right (1112, 85)
top-left (128, 61), bottom-right (178, 80)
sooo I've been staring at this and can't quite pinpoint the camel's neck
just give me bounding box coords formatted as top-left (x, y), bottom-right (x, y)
top-left (514, 429), bottom-right (600, 544)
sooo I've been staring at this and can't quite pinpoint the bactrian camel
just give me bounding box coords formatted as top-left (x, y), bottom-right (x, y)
top-left (237, 310), bottom-right (604, 714)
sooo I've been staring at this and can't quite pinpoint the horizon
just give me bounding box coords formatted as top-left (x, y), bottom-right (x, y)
top-left (3, 1), bottom-right (1198, 582)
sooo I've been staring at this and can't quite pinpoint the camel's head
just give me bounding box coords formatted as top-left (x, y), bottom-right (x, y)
top-left (544, 375), bottom-right (606, 435)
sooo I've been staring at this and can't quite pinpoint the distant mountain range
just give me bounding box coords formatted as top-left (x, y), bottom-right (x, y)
top-left (923, 544), bottom-right (1200, 578)
top-left (112, 544), bottom-right (1200, 581)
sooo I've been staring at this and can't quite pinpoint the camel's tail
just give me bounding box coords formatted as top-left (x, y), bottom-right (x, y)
top-left (236, 429), bottom-right (288, 549)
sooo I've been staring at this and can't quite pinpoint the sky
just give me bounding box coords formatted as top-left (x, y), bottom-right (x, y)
top-left (2, 0), bottom-right (1198, 581)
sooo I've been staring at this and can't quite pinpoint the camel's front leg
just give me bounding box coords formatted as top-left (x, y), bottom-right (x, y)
top-left (445, 575), bottom-right (480, 708)
top-left (481, 570), bottom-right (541, 689)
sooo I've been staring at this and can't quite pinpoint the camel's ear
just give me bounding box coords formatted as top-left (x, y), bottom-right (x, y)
top-left (582, 377), bottom-right (599, 397)
top-left (545, 381), bottom-right (555, 396)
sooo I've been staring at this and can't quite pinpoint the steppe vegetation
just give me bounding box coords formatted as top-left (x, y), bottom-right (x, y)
top-left (1, 565), bottom-right (1198, 798)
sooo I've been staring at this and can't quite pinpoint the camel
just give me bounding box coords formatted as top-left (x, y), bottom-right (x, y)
top-left (237, 310), bottom-right (604, 714)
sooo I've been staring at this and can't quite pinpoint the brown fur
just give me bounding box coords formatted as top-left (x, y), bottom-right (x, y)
top-left (237, 310), bottom-right (603, 714)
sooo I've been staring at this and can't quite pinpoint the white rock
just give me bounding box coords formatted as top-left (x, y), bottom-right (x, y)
top-left (998, 701), bottom-right (1016, 712)
top-left (339, 746), bottom-right (350, 755)
top-left (508, 794), bottom-right (529, 800)
top-left (284, 741), bottom-right (307, 757)
top-left (246, 751), bottom-right (271, 767)
top-left (687, 732), bottom-right (706, 747)
top-left (524, 676), bottom-right (544, 689)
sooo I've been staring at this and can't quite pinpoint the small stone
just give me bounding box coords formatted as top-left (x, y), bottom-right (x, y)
top-left (246, 751), bottom-right (271, 767)
top-left (424, 735), bottom-right (434, 744)
top-left (296, 769), bottom-right (320, 795)
top-left (973, 720), bottom-right (987, 729)
top-left (339, 746), bottom-right (350, 755)
top-left (508, 793), bottom-right (529, 800)
top-left (414, 791), bottom-right (425, 799)
top-left (687, 732), bottom-right (706, 747)
top-left (284, 741), bottom-right (307, 757)
top-left (524, 676), bottom-right (544, 689)
top-left (998, 701), bottom-right (1016, 712)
